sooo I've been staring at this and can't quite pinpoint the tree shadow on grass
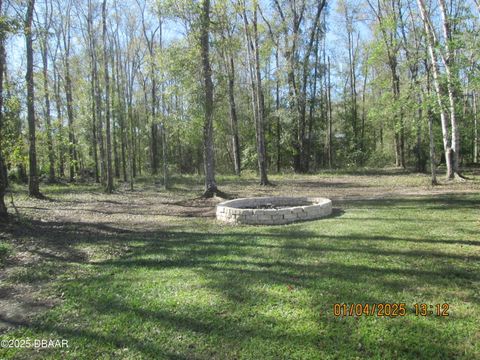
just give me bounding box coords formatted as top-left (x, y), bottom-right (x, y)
top-left (1, 194), bottom-right (479, 359)
top-left (1, 263), bottom-right (466, 359)
top-left (336, 194), bottom-right (480, 210)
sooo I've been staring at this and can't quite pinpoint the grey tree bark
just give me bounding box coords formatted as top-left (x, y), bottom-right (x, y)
top-left (102, 0), bottom-right (113, 193)
top-left (160, 123), bottom-right (168, 189)
top-left (86, 0), bottom-right (99, 182)
top-left (474, 92), bottom-right (478, 163)
top-left (252, 5), bottom-right (268, 185)
top-left (52, 59), bottom-right (65, 177)
top-left (425, 59), bottom-right (438, 185)
top-left (26, 0), bottom-right (42, 197)
top-left (242, 2), bottom-right (269, 185)
top-left (0, 0), bottom-right (8, 217)
top-left (226, 54), bottom-right (241, 176)
top-left (39, 0), bottom-right (55, 182)
top-left (200, 0), bottom-right (218, 197)
top-left (59, 0), bottom-right (78, 181)
top-left (88, 4), bottom-right (106, 185)
top-left (327, 56), bottom-right (333, 169)
top-left (137, 0), bottom-right (160, 176)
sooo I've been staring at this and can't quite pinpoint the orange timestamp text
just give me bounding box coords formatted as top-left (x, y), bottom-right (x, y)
top-left (333, 303), bottom-right (450, 317)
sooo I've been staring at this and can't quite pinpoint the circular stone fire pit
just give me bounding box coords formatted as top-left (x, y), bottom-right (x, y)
top-left (216, 197), bottom-right (332, 225)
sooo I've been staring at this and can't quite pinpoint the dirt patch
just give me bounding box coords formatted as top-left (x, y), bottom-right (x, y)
top-left (0, 282), bottom-right (58, 333)
top-left (0, 249), bottom-right (59, 333)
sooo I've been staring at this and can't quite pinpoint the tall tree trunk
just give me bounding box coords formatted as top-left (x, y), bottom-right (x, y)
top-left (227, 56), bottom-right (241, 176)
top-left (127, 103), bottom-right (134, 190)
top-left (131, 114), bottom-right (137, 178)
top-left (87, 0), bottom-right (99, 182)
top-left (93, 42), bottom-right (105, 184)
top-left (90, 69), bottom-right (99, 182)
top-left (426, 67), bottom-right (438, 185)
top-left (113, 109), bottom-right (120, 178)
top-left (40, 27), bottom-right (55, 182)
top-left (0, 152), bottom-right (6, 217)
top-left (150, 124), bottom-right (157, 174)
top-left (474, 92), bottom-right (478, 164)
top-left (360, 54), bottom-right (369, 160)
top-left (345, 7), bottom-right (358, 152)
top-left (391, 61), bottom-right (405, 168)
top-left (242, 2), bottom-right (269, 185)
top-left (110, 48), bottom-right (120, 178)
top-left (113, 36), bottom-right (127, 181)
top-left (62, 11), bottom-right (78, 182)
top-left (252, 6), bottom-right (269, 185)
top-left (272, 0), bottom-right (301, 172)
top-left (102, 0), bottom-right (113, 193)
top-left (306, 28), bottom-right (321, 172)
top-left (148, 35), bottom-right (159, 174)
top-left (121, 118), bottom-right (127, 182)
top-left (275, 47), bottom-right (281, 173)
top-left (200, 0), bottom-right (218, 197)
top-left (160, 123), bottom-right (168, 188)
top-left (0, 0), bottom-right (7, 217)
top-left (438, 0), bottom-right (460, 176)
top-left (150, 74), bottom-right (157, 176)
top-left (417, 0), bottom-right (454, 179)
top-left (327, 56), bottom-right (333, 168)
top-left (26, 0), bottom-right (41, 197)
top-left (300, 1), bottom-right (326, 172)
top-left (401, 5), bottom-right (423, 172)
top-left (53, 63), bottom-right (65, 178)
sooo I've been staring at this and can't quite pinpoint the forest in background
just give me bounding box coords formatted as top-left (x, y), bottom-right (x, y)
top-left (0, 0), bottom-right (479, 209)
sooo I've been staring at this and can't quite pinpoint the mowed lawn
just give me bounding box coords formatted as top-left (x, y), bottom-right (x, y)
top-left (0, 173), bottom-right (479, 359)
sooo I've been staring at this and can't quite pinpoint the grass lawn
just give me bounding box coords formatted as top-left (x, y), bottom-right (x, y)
top-left (0, 171), bottom-right (479, 359)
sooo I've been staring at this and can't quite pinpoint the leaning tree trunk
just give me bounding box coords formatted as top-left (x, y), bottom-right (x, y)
top-left (417, 0), bottom-right (454, 179)
top-left (26, 0), bottom-right (42, 197)
top-left (200, 0), bottom-right (218, 197)
top-left (438, 0), bottom-right (461, 178)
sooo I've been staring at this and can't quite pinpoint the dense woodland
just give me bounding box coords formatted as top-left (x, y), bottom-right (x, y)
top-left (0, 0), bottom-right (479, 213)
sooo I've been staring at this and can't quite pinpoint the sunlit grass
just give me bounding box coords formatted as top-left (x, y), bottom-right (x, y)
top-left (0, 173), bottom-right (479, 359)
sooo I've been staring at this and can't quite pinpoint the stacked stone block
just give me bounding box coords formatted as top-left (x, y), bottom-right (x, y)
top-left (216, 197), bottom-right (332, 225)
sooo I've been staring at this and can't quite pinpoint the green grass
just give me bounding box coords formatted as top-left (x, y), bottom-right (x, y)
top-left (0, 180), bottom-right (479, 359)
top-left (0, 242), bottom-right (11, 266)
